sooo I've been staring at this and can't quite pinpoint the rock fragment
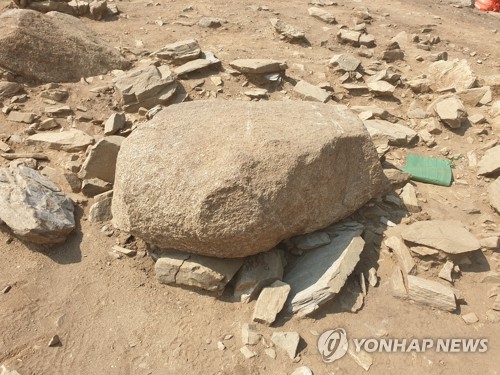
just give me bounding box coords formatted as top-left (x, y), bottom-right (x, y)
top-left (385, 237), bottom-right (416, 275)
top-left (104, 113), bottom-right (126, 136)
top-left (477, 146), bottom-right (500, 176)
top-left (229, 59), bottom-right (287, 74)
top-left (328, 54), bottom-right (361, 72)
top-left (308, 7), bottom-right (336, 23)
top-left (270, 18), bottom-right (305, 41)
top-left (271, 332), bottom-right (300, 359)
top-left (293, 231), bottom-right (330, 250)
top-left (78, 136), bottom-right (124, 183)
top-left (407, 275), bottom-right (456, 312)
top-left (488, 178), bottom-right (500, 213)
top-left (293, 80), bottom-right (330, 103)
top-left (27, 130), bottom-right (94, 152)
top-left (434, 96), bottom-right (467, 129)
top-left (400, 183), bottom-right (420, 213)
top-left (7, 111), bottom-right (35, 124)
top-left (428, 59), bottom-right (477, 92)
top-left (252, 280), bottom-right (290, 325)
top-left (152, 39), bottom-right (201, 64)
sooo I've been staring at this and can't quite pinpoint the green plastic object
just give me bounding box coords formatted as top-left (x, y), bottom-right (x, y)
top-left (401, 154), bottom-right (453, 187)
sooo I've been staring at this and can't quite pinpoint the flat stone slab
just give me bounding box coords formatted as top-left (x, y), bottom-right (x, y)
top-left (407, 275), bottom-right (456, 312)
top-left (252, 280), bottom-right (290, 326)
top-left (294, 80), bottom-right (330, 103)
top-left (229, 59), bottom-right (288, 74)
top-left (401, 220), bottom-right (480, 254)
top-left (26, 129), bottom-right (94, 152)
top-left (152, 39), bottom-right (201, 63)
top-left (363, 119), bottom-right (417, 147)
top-left (284, 221), bottom-right (365, 316)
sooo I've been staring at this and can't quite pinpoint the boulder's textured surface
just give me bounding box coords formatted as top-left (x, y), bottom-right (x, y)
top-left (112, 101), bottom-right (385, 258)
top-left (0, 166), bottom-right (75, 244)
top-left (0, 9), bottom-right (129, 83)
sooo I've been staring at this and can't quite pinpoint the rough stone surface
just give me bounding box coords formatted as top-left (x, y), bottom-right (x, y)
top-left (328, 54), bottom-right (361, 72)
top-left (367, 81), bottom-right (396, 96)
top-left (293, 80), bottom-right (330, 103)
top-left (104, 113), bottom-right (126, 136)
top-left (88, 194), bottom-right (113, 223)
top-left (78, 136), bottom-right (124, 183)
top-left (363, 119), bottom-right (417, 147)
top-left (0, 365), bottom-right (21, 375)
top-left (385, 236), bottom-right (416, 275)
top-left (284, 222), bottom-right (365, 316)
top-left (292, 231), bottom-right (330, 250)
top-left (488, 178), bottom-right (500, 213)
top-left (112, 101), bottom-right (385, 258)
top-left (428, 59), bottom-right (477, 92)
top-left (233, 249), bottom-right (284, 302)
top-left (252, 280), bottom-right (290, 326)
top-left (7, 111), bottom-right (35, 124)
top-left (0, 82), bottom-right (22, 101)
top-left (155, 251), bottom-right (243, 294)
top-left (113, 65), bottom-right (177, 112)
top-left (400, 183), bottom-right (421, 213)
top-left (152, 39), bottom-right (201, 64)
top-left (0, 166), bottom-right (75, 244)
top-left (0, 10), bottom-right (129, 83)
top-left (229, 59), bottom-right (288, 74)
top-left (434, 96), bottom-right (467, 128)
top-left (407, 275), bottom-right (456, 312)
top-left (390, 267), bottom-right (408, 299)
top-left (81, 178), bottom-right (112, 197)
top-left (477, 146), bottom-right (500, 176)
top-left (174, 59), bottom-right (214, 76)
top-left (401, 220), bottom-right (481, 254)
top-left (270, 18), bottom-right (305, 41)
top-left (308, 7), bottom-right (336, 23)
top-left (27, 130), bottom-right (94, 152)
top-left (271, 332), bottom-right (300, 359)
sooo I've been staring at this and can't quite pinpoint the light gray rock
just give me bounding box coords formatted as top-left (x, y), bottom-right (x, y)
top-left (401, 220), bottom-right (480, 254)
top-left (229, 59), bottom-right (288, 74)
top-left (328, 54), bottom-right (361, 72)
top-left (438, 260), bottom-right (454, 282)
top-left (407, 275), bottom-right (456, 312)
top-left (252, 280), bottom-right (290, 325)
top-left (390, 267), bottom-right (407, 299)
top-left (428, 59), bottom-right (477, 92)
top-left (385, 236), bottom-right (416, 275)
top-left (0, 365), bottom-right (21, 375)
top-left (7, 111), bottom-right (35, 124)
top-left (239, 346), bottom-right (257, 359)
top-left (458, 87), bottom-right (491, 106)
top-left (292, 231), bottom-right (330, 250)
top-left (434, 96), bottom-right (467, 128)
top-left (0, 10), bottom-right (129, 83)
top-left (367, 81), bottom-right (395, 96)
top-left (45, 105), bottom-right (72, 118)
top-left (348, 347), bottom-right (373, 371)
top-left (0, 166), bottom-right (75, 244)
top-left (112, 101), bottom-right (385, 258)
top-left (0, 81), bottom-right (22, 101)
top-left (271, 332), bottom-right (300, 359)
top-left (244, 88), bottom-right (268, 98)
top-left (89, 0), bottom-right (107, 20)
top-left (104, 113), bottom-right (126, 136)
top-left (270, 18), bottom-right (305, 41)
top-left (152, 39), bottom-right (201, 64)
top-left (27, 129), bottom-right (94, 152)
top-left (88, 192), bottom-right (113, 223)
top-left (291, 367), bottom-right (313, 375)
top-left (337, 29), bottom-right (361, 45)
top-left (488, 178), bottom-right (500, 213)
top-left (113, 65), bottom-right (177, 112)
top-left (155, 251), bottom-right (243, 294)
top-left (174, 58), bottom-right (215, 76)
top-left (233, 249), bottom-right (284, 302)
top-left (293, 80), bottom-right (330, 103)
top-left (284, 222), bottom-right (365, 316)
top-left (400, 183), bottom-right (420, 213)
top-left (78, 136), bottom-right (123, 183)
top-left (308, 7), bottom-right (336, 23)
top-left (241, 323), bottom-right (261, 345)
top-left (81, 178), bottom-right (112, 197)
top-left (363, 119), bottom-right (417, 147)
top-left (478, 146), bottom-right (500, 176)
top-left (198, 17), bottom-right (222, 28)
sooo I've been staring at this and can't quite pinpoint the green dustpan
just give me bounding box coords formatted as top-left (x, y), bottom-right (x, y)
top-left (401, 154), bottom-right (453, 187)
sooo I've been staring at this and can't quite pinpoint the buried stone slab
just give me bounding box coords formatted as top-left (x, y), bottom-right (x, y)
top-left (284, 221), bottom-right (365, 316)
top-left (152, 39), bottom-right (201, 64)
top-left (363, 119), bottom-right (417, 147)
top-left (229, 59), bottom-right (288, 74)
top-left (112, 101), bottom-right (385, 258)
top-left (0, 166), bottom-right (75, 244)
top-left (155, 251), bottom-right (243, 294)
top-left (407, 275), bottom-right (456, 312)
top-left (233, 249), bottom-right (284, 302)
top-left (26, 129), bottom-right (94, 152)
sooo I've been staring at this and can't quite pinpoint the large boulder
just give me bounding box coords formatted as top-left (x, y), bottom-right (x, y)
top-left (0, 9), bottom-right (129, 83)
top-left (0, 166), bottom-right (75, 244)
top-left (112, 101), bottom-right (385, 258)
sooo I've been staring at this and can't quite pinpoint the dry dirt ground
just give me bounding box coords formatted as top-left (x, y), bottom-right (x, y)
top-left (1, 0), bottom-right (500, 374)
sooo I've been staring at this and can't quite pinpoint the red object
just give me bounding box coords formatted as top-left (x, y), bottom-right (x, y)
top-left (475, 0), bottom-right (500, 11)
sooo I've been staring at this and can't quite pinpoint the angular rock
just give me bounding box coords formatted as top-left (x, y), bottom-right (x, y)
top-left (88, 192), bottom-right (113, 223)
top-left (271, 332), bottom-right (300, 359)
top-left (488, 178), bottom-right (500, 213)
top-left (270, 18), bottom-right (305, 41)
top-left (239, 346), bottom-right (256, 359)
top-left (38, 118), bottom-right (59, 131)
top-left (385, 236), bottom-right (416, 275)
top-left (7, 111), bottom-right (35, 124)
top-left (348, 347), bottom-right (373, 371)
top-left (293, 80), bottom-right (330, 103)
top-left (328, 54), bottom-right (361, 72)
top-left (229, 59), bottom-right (287, 74)
top-left (407, 275), bottom-right (456, 312)
top-left (0, 81), bottom-right (22, 101)
top-left (233, 249), bottom-right (284, 302)
top-left (458, 87), bottom-right (491, 107)
top-left (81, 178), bottom-right (112, 197)
top-left (367, 81), bottom-right (395, 96)
top-left (241, 323), bottom-right (261, 345)
top-left (174, 59), bottom-right (215, 76)
top-left (153, 39), bottom-right (201, 64)
top-left (438, 260), bottom-right (454, 282)
top-left (390, 267), bottom-right (408, 299)
top-left (401, 220), bottom-right (480, 254)
top-left (27, 130), bottom-right (94, 152)
top-left (407, 78), bottom-right (432, 94)
top-left (45, 105), bottom-right (72, 118)
top-left (252, 280), bottom-right (290, 325)
top-left (89, 0), bottom-right (107, 20)
top-left (337, 29), bottom-right (361, 45)
top-left (244, 88), bottom-right (268, 99)
top-left (78, 136), bottom-right (123, 183)
top-left (434, 96), bottom-right (467, 129)
top-left (0, 166), bottom-right (75, 244)
top-left (0, 365), bottom-right (21, 375)
top-left (428, 59), bottom-right (477, 92)
top-left (0, 10), bottom-right (128, 83)
top-left (291, 367), bottom-right (313, 375)
top-left (198, 17), bottom-right (222, 28)
top-left (284, 222), bottom-right (365, 316)
top-left (382, 49), bottom-right (404, 62)
top-left (360, 34), bottom-right (376, 47)
top-left (477, 146), bottom-right (500, 176)
top-left (155, 251), bottom-right (243, 293)
top-left (400, 183), bottom-right (420, 213)
top-left (112, 101), bottom-right (385, 258)
top-left (113, 65), bottom-right (177, 112)
top-left (462, 312), bottom-right (479, 324)
top-left (293, 231), bottom-right (330, 250)
top-left (308, 7), bottom-right (336, 23)
top-left (104, 113), bottom-right (126, 136)
top-left (363, 119), bottom-right (417, 147)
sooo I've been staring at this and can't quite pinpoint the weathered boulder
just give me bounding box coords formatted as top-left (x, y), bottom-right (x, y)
top-left (0, 9), bottom-right (129, 83)
top-left (428, 59), bottom-right (477, 92)
top-left (0, 166), bottom-right (75, 244)
top-left (112, 101), bottom-right (384, 258)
